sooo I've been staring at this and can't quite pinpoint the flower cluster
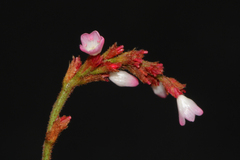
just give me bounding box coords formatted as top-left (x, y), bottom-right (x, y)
top-left (65, 30), bottom-right (203, 126)
top-left (42, 30), bottom-right (205, 160)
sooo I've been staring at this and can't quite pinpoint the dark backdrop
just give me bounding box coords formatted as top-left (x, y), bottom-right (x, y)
top-left (2, 1), bottom-right (239, 160)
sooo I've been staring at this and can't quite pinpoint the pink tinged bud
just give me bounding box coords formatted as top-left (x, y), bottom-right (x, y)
top-left (142, 50), bottom-right (148, 54)
top-left (60, 115), bottom-right (71, 125)
top-left (176, 95), bottom-right (203, 126)
top-left (152, 82), bottom-right (167, 98)
top-left (109, 63), bottom-right (121, 70)
top-left (79, 30), bottom-right (105, 56)
top-left (109, 71), bottom-right (139, 87)
top-left (116, 45), bottom-right (124, 54)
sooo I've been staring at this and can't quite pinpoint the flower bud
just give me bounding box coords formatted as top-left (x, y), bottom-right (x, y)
top-left (109, 71), bottom-right (139, 87)
top-left (152, 82), bottom-right (167, 98)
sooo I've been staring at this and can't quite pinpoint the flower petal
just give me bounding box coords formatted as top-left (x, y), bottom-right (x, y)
top-left (90, 30), bottom-right (101, 41)
top-left (178, 113), bottom-right (186, 126)
top-left (187, 99), bottom-right (204, 116)
top-left (80, 33), bottom-right (93, 46)
top-left (184, 109), bottom-right (196, 122)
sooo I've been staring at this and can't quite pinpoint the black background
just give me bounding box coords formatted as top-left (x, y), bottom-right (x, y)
top-left (2, 1), bottom-right (240, 160)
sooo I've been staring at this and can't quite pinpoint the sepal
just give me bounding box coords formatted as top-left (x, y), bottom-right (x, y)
top-left (63, 56), bottom-right (81, 84)
top-left (45, 115), bottom-right (71, 144)
top-left (159, 75), bottom-right (186, 98)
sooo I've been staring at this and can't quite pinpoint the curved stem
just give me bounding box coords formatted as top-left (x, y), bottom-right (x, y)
top-left (47, 83), bottom-right (74, 132)
top-left (42, 81), bottom-right (76, 160)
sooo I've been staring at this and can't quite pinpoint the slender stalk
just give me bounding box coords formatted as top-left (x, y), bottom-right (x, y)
top-left (42, 81), bottom-right (76, 160)
top-left (42, 141), bottom-right (53, 160)
top-left (47, 83), bottom-right (75, 132)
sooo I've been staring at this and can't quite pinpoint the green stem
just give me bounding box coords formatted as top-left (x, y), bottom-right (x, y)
top-left (42, 81), bottom-right (76, 160)
top-left (42, 141), bottom-right (53, 160)
top-left (47, 83), bottom-right (75, 131)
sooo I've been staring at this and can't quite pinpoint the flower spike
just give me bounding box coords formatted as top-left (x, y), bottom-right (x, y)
top-left (79, 30), bottom-right (105, 56)
top-left (42, 30), bottom-right (204, 160)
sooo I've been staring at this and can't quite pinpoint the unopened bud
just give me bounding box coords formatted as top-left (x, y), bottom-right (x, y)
top-left (109, 71), bottom-right (139, 87)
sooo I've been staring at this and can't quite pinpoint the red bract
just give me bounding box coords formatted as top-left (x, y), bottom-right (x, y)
top-left (123, 66), bottom-right (151, 85)
top-left (114, 49), bottom-right (147, 68)
top-left (146, 75), bottom-right (159, 86)
top-left (60, 115), bottom-right (72, 125)
top-left (63, 56), bottom-right (82, 83)
top-left (159, 76), bottom-right (186, 98)
top-left (104, 61), bottom-right (122, 72)
top-left (102, 43), bottom-right (124, 59)
top-left (78, 54), bottom-right (103, 75)
top-left (79, 74), bottom-right (109, 85)
top-left (131, 50), bottom-right (148, 67)
top-left (116, 45), bottom-right (124, 54)
top-left (142, 61), bottom-right (164, 77)
top-left (88, 54), bottom-right (103, 68)
top-left (46, 115), bottom-right (71, 144)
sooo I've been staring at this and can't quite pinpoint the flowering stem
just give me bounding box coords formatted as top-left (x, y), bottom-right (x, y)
top-left (41, 39), bottom-right (190, 159)
top-left (42, 81), bottom-right (76, 160)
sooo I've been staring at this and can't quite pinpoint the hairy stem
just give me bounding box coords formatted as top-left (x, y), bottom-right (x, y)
top-left (42, 81), bottom-right (76, 160)
top-left (47, 83), bottom-right (74, 131)
top-left (42, 141), bottom-right (54, 160)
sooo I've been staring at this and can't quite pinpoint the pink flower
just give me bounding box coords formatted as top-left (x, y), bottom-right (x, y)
top-left (109, 71), bottom-right (139, 87)
top-left (79, 30), bottom-right (105, 56)
top-left (177, 95), bottom-right (203, 126)
top-left (151, 82), bottom-right (167, 98)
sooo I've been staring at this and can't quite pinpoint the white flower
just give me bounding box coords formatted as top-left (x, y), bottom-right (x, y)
top-left (109, 71), bottom-right (139, 87)
top-left (151, 82), bottom-right (167, 98)
top-left (177, 95), bottom-right (203, 126)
